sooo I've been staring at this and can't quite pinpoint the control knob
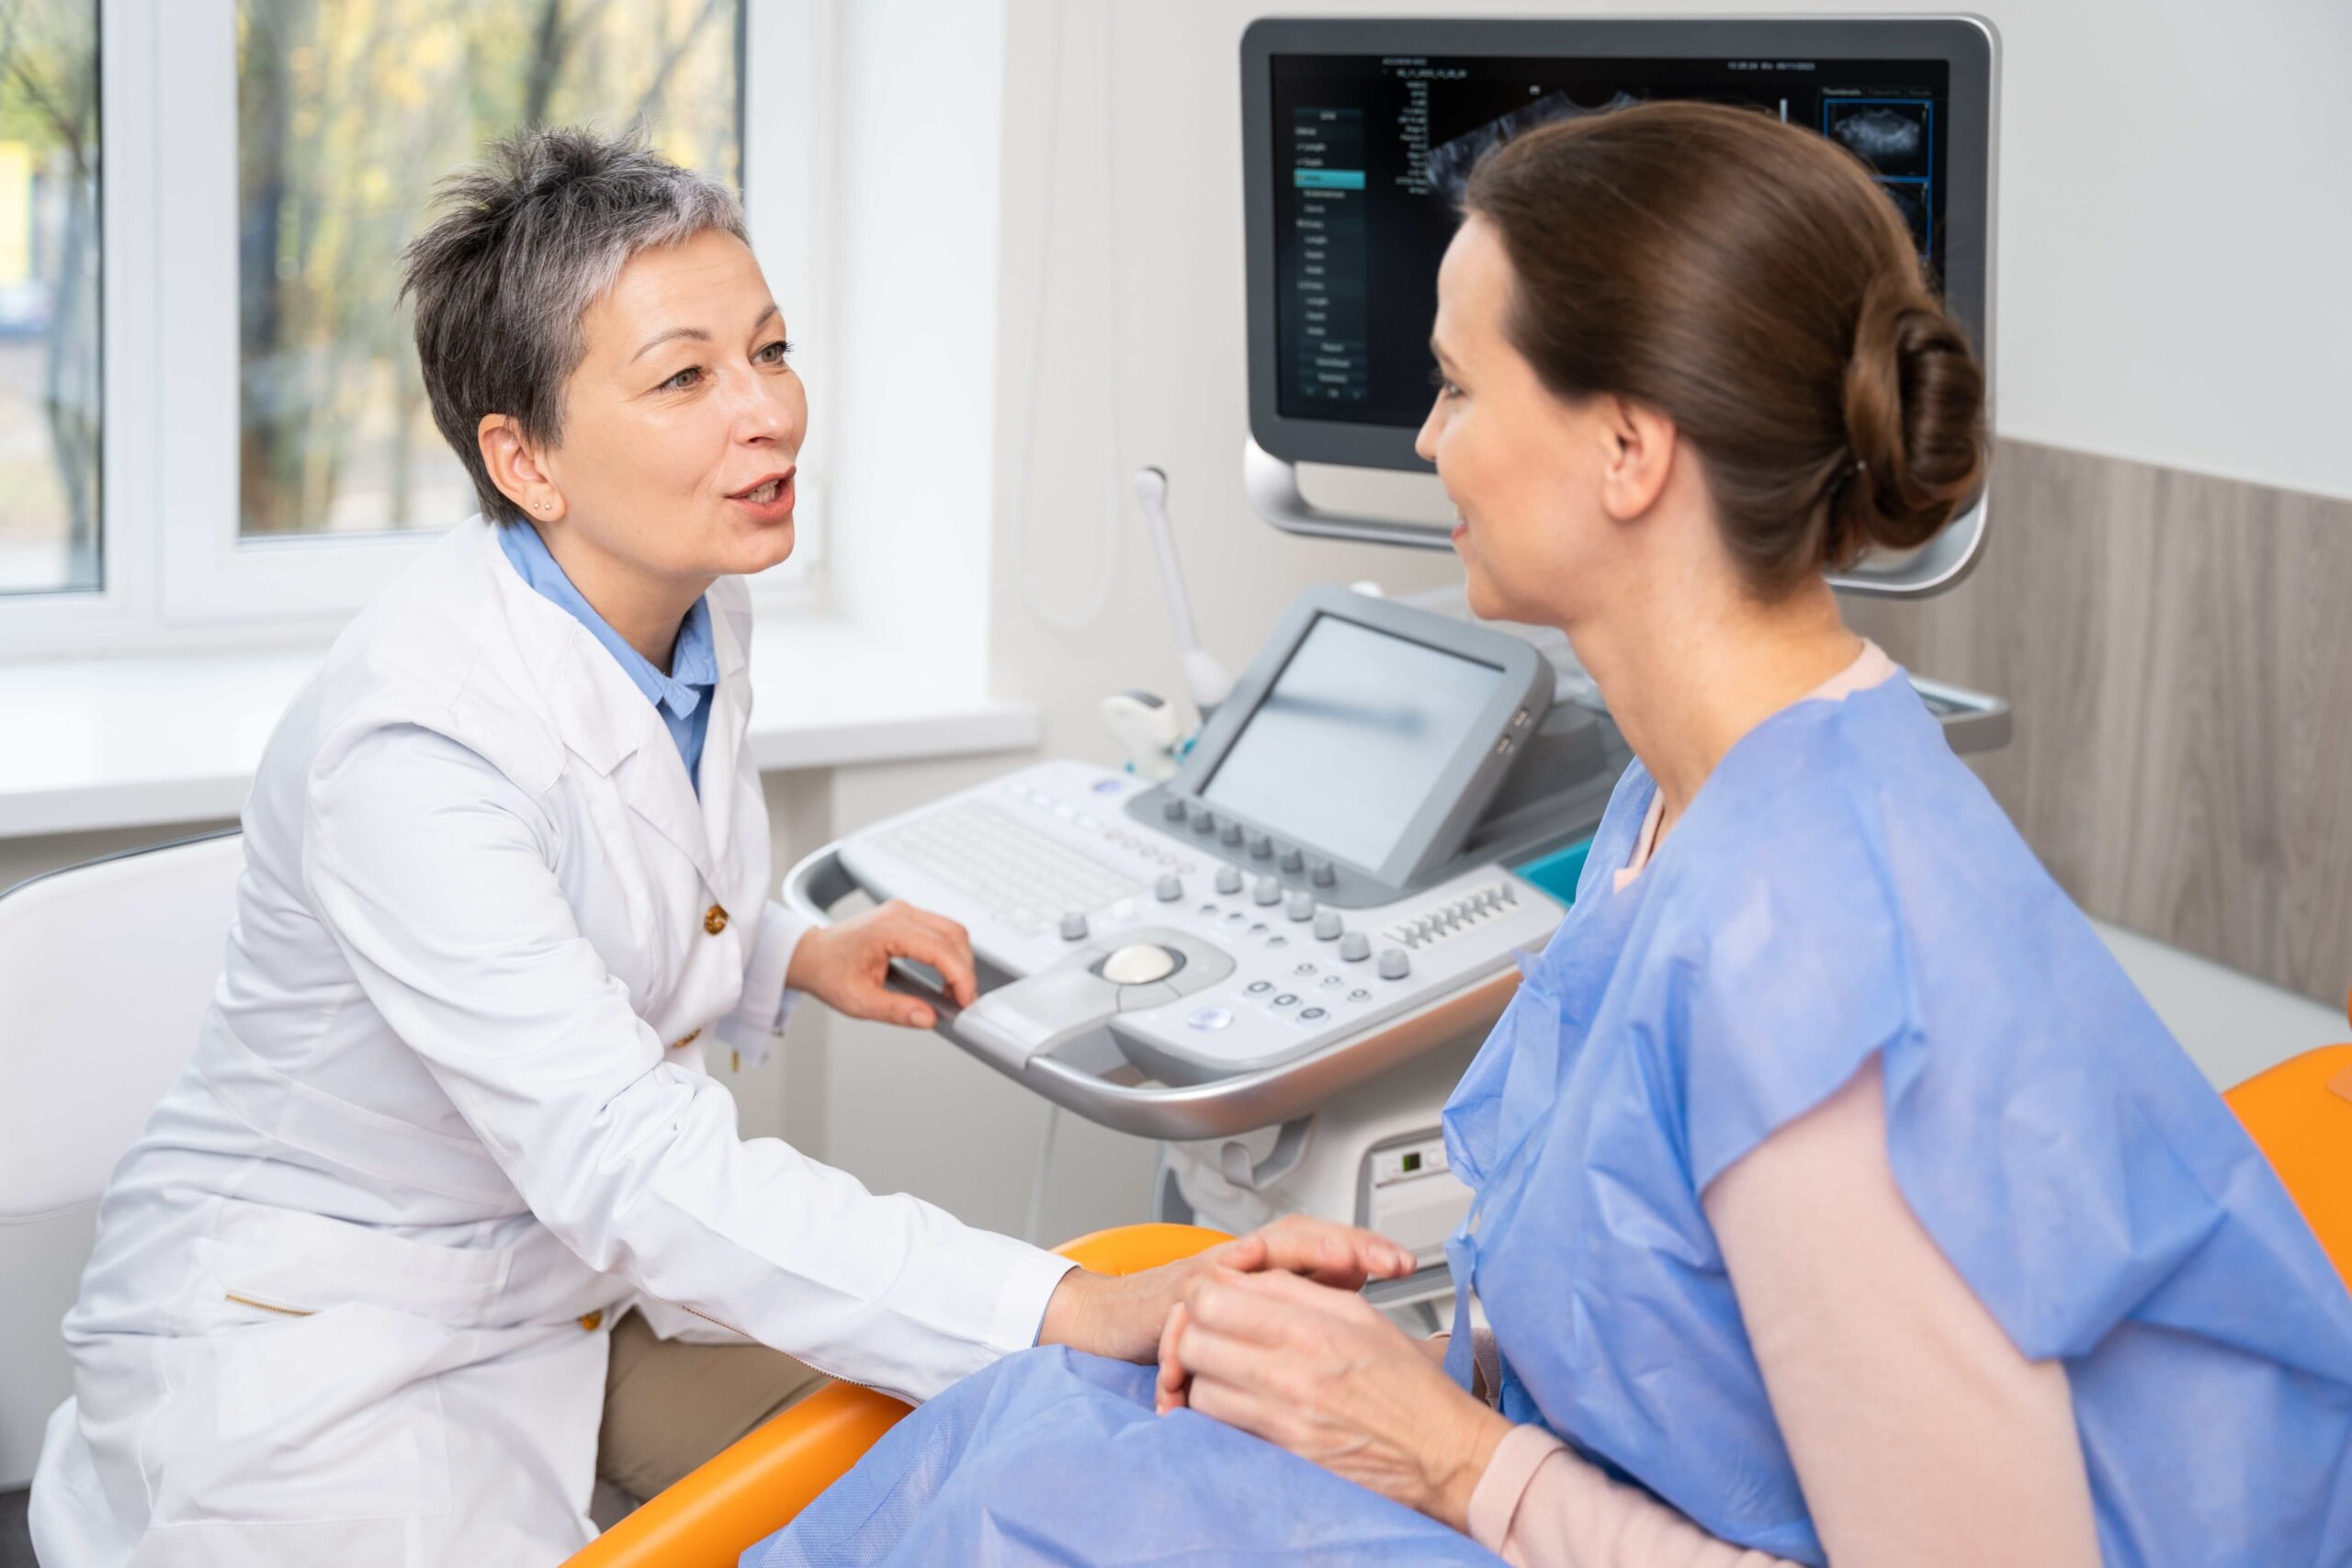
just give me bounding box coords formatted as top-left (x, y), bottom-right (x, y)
top-left (1339, 931), bottom-right (1372, 963)
top-left (1252, 875), bottom-right (1283, 907)
top-left (1312, 910), bottom-right (1343, 941)
top-left (1215, 866), bottom-right (1244, 896)
top-left (1376, 948), bottom-right (1411, 980)
top-left (1153, 874), bottom-right (1183, 902)
top-left (1059, 912), bottom-right (1091, 942)
top-left (1284, 890), bottom-right (1315, 922)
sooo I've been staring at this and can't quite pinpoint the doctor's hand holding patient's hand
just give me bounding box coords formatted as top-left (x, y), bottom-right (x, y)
top-left (1152, 1266), bottom-right (1512, 1533)
top-left (1037, 1214), bottom-right (1417, 1367)
top-left (785, 899), bottom-right (977, 1029)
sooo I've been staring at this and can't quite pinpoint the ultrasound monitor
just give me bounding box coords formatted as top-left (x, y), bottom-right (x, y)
top-left (1239, 16), bottom-right (1997, 594)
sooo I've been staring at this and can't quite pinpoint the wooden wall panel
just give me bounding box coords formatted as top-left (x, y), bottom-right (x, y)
top-left (1847, 438), bottom-right (2352, 1008)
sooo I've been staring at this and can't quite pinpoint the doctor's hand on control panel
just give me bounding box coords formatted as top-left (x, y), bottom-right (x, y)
top-left (785, 898), bottom-right (979, 1030)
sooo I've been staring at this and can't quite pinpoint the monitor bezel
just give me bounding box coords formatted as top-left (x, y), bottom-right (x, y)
top-left (1240, 14), bottom-right (1996, 474)
top-left (1147, 584), bottom-right (1553, 900)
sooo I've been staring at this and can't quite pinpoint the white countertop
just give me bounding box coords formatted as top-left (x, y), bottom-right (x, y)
top-left (0, 618), bottom-right (1041, 840)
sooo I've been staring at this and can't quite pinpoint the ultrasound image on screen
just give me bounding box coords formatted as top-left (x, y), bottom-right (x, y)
top-left (1271, 54), bottom-right (1951, 426)
top-left (1826, 100), bottom-right (1931, 178)
top-left (1422, 89), bottom-right (1637, 207)
top-left (1202, 617), bottom-right (1502, 874)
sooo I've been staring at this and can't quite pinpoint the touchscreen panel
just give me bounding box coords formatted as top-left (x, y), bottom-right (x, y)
top-left (1200, 615), bottom-right (1502, 871)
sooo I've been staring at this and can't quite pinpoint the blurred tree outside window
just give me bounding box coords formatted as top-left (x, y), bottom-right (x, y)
top-left (236, 0), bottom-right (744, 539)
top-left (0, 0), bottom-right (101, 596)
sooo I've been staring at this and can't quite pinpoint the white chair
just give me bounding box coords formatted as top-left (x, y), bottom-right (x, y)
top-left (0, 830), bottom-right (246, 1225)
top-left (0, 831), bottom-right (245, 1490)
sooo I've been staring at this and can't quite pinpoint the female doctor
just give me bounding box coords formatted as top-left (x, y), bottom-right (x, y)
top-left (28, 127), bottom-right (1410, 1567)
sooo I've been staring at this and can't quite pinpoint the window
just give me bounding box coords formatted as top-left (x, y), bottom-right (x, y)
top-left (234, 0), bottom-right (745, 540)
top-left (0, 0), bottom-right (828, 648)
top-left (0, 0), bottom-right (101, 598)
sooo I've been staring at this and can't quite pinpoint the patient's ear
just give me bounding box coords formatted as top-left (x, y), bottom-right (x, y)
top-left (1597, 396), bottom-right (1678, 525)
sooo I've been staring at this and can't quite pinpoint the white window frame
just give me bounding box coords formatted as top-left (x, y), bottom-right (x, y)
top-left (0, 0), bottom-right (833, 657)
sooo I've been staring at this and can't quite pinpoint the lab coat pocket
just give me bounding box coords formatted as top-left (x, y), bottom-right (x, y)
top-left (143, 1302), bottom-right (452, 1528)
top-left (206, 1201), bottom-right (512, 1326)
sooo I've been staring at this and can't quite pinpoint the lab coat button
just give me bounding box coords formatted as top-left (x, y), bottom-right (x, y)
top-left (580, 1310), bottom-right (605, 1332)
top-left (669, 1028), bottom-right (702, 1051)
top-left (704, 904), bottom-right (729, 935)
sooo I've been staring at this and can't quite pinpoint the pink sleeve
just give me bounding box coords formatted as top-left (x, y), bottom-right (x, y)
top-left (1701, 1056), bottom-right (2102, 1566)
top-left (1467, 1425), bottom-right (1798, 1567)
top-left (1464, 1055), bottom-right (2101, 1568)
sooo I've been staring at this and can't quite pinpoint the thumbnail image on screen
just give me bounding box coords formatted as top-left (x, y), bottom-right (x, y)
top-left (1201, 616), bottom-right (1503, 873)
top-left (1272, 53), bottom-right (1949, 426)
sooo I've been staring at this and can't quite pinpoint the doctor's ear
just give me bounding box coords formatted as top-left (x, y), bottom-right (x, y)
top-left (1596, 395), bottom-right (1678, 525)
top-left (477, 413), bottom-right (566, 523)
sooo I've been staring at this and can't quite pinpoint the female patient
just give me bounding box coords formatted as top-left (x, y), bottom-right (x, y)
top-left (763, 103), bottom-right (2352, 1566)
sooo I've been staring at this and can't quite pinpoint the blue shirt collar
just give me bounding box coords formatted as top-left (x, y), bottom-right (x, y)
top-left (497, 520), bottom-right (716, 724)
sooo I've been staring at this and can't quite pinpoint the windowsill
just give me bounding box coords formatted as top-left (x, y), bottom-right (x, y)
top-left (0, 615), bottom-right (1038, 840)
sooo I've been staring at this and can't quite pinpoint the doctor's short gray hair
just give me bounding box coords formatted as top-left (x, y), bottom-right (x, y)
top-left (399, 125), bottom-right (748, 525)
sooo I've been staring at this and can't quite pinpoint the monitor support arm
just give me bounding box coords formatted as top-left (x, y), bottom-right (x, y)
top-left (1244, 435), bottom-right (1991, 599)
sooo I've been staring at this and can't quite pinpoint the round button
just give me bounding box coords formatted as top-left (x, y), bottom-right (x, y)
top-left (1187, 1007), bottom-right (1233, 1032)
top-left (1299, 1007), bottom-right (1328, 1021)
top-left (1248, 832), bottom-right (1273, 859)
top-left (1100, 943), bottom-right (1179, 985)
top-left (1266, 935), bottom-right (1290, 949)
top-left (1284, 890), bottom-right (1315, 922)
top-left (1246, 980), bottom-right (1273, 995)
top-left (1154, 873), bottom-right (1182, 902)
top-left (1272, 992), bottom-right (1300, 1009)
top-left (1377, 948), bottom-right (1412, 980)
top-left (1293, 962), bottom-right (1317, 977)
top-left (1339, 931), bottom-right (1372, 963)
top-left (1310, 860), bottom-right (1337, 887)
top-left (1252, 876), bottom-right (1283, 907)
top-left (1349, 987), bottom-right (1372, 1002)
top-left (1312, 910), bottom-right (1343, 941)
top-left (1321, 975), bottom-right (1344, 989)
top-left (1214, 865), bottom-right (1243, 896)
top-left (703, 903), bottom-right (729, 936)
top-left (1059, 912), bottom-right (1090, 941)
top-left (1279, 847), bottom-right (1306, 873)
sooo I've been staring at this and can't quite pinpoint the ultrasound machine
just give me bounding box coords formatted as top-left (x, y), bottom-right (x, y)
top-left (787, 16), bottom-right (2006, 1312)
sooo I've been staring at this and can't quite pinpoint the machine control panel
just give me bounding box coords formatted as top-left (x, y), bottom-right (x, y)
top-left (836, 759), bottom-right (1563, 1085)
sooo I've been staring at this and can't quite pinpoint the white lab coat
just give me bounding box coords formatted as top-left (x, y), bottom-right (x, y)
top-left (29, 516), bottom-right (1070, 1568)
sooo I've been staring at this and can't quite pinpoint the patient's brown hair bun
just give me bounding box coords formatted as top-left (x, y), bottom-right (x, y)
top-left (1465, 100), bottom-right (1989, 596)
top-left (1838, 276), bottom-right (1989, 562)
